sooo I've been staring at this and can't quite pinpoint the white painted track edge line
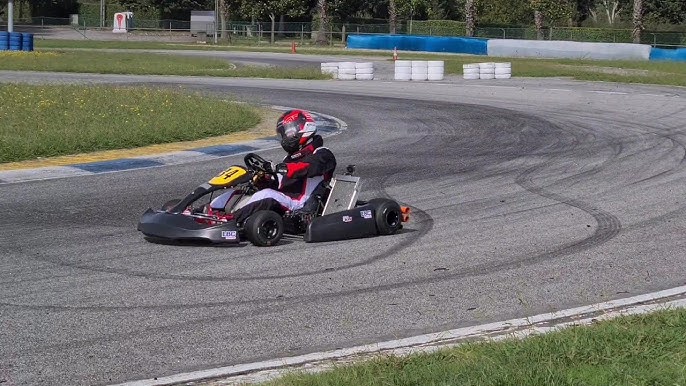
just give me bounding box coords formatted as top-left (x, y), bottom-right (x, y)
top-left (112, 284), bottom-right (686, 386)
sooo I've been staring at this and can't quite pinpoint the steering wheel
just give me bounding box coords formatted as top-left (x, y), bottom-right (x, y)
top-left (244, 153), bottom-right (273, 173)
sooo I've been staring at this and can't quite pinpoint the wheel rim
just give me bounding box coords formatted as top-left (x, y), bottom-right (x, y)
top-left (258, 219), bottom-right (279, 240)
top-left (385, 209), bottom-right (400, 228)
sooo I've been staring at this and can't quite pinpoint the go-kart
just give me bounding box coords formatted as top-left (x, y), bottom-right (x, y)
top-left (137, 153), bottom-right (410, 247)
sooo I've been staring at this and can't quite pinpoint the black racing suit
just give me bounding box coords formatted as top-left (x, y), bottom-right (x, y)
top-left (234, 135), bottom-right (336, 224)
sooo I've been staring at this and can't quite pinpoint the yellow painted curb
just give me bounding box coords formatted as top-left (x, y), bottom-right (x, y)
top-left (0, 108), bottom-right (281, 171)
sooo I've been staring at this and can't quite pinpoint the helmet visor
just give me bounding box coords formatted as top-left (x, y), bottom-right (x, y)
top-left (279, 122), bottom-right (300, 139)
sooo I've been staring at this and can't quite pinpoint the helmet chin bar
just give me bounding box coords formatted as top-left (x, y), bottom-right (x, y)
top-left (281, 136), bottom-right (301, 153)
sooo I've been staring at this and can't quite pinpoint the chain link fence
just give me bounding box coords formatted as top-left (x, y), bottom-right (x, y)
top-left (5, 17), bottom-right (686, 48)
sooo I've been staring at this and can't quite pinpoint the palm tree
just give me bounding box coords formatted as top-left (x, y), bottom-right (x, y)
top-left (219, 0), bottom-right (229, 41)
top-left (465, 0), bottom-right (476, 37)
top-left (534, 9), bottom-right (545, 40)
top-left (314, 0), bottom-right (329, 45)
top-left (632, 0), bottom-right (643, 43)
top-left (389, 0), bottom-right (398, 34)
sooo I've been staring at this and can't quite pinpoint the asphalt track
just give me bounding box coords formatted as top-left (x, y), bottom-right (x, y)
top-left (1, 62), bottom-right (686, 385)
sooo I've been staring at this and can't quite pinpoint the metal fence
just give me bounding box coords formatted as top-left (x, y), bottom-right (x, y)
top-left (7, 17), bottom-right (686, 48)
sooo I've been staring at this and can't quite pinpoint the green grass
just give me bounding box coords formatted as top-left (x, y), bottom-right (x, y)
top-left (269, 308), bottom-right (686, 386)
top-left (444, 57), bottom-right (686, 87)
top-left (34, 39), bottom-right (686, 87)
top-left (35, 38), bottom-right (371, 57)
top-left (0, 50), bottom-right (328, 79)
top-left (36, 38), bottom-right (354, 54)
top-left (0, 84), bottom-right (261, 162)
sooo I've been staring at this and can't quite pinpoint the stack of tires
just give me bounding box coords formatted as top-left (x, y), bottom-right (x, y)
top-left (0, 32), bottom-right (34, 52)
top-left (320, 62), bottom-right (376, 81)
top-left (463, 62), bottom-right (513, 80)
top-left (394, 60), bottom-right (412, 81)
top-left (411, 60), bottom-right (428, 81)
top-left (463, 63), bottom-right (480, 79)
top-left (395, 60), bottom-right (444, 81)
top-left (320, 62), bottom-right (338, 79)
top-left (9, 32), bottom-right (22, 51)
top-left (478, 62), bottom-right (496, 79)
top-left (494, 62), bottom-right (512, 79)
top-left (355, 62), bottom-right (374, 80)
top-left (427, 61), bottom-right (445, 81)
top-left (337, 62), bottom-right (357, 80)
top-left (0, 32), bottom-right (8, 51)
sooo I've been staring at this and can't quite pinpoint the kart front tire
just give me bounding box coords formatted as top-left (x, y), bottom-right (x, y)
top-left (245, 210), bottom-right (284, 247)
top-left (370, 199), bottom-right (402, 236)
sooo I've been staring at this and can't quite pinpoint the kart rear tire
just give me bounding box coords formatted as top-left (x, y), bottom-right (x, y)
top-left (162, 199), bottom-right (182, 212)
top-left (245, 210), bottom-right (284, 247)
top-left (370, 199), bottom-right (402, 235)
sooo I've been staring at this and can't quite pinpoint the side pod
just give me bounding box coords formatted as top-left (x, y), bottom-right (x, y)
top-left (304, 204), bottom-right (378, 243)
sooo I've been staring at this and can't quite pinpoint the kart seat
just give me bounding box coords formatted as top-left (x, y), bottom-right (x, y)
top-left (321, 174), bottom-right (360, 216)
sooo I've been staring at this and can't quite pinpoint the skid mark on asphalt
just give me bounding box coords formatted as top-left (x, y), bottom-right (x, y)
top-left (515, 165), bottom-right (622, 250)
top-left (20, 167), bottom-right (433, 283)
top-left (9, 106), bottom-right (628, 313)
top-left (5, 101), bottom-right (659, 313)
top-left (21, 203), bottom-right (434, 283)
top-left (72, 158), bottom-right (165, 173)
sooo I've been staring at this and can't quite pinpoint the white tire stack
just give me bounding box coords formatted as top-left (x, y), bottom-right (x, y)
top-left (321, 62), bottom-right (376, 81)
top-left (479, 62), bottom-right (496, 80)
top-left (463, 63), bottom-right (480, 80)
top-left (495, 62), bottom-right (512, 79)
top-left (394, 60), bottom-right (412, 81)
top-left (463, 62), bottom-right (513, 80)
top-left (427, 61), bottom-right (445, 81)
top-left (337, 62), bottom-right (357, 81)
top-left (411, 60), bottom-right (429, 81)
top-left (320, 62), bottom-right (338, 79)
top-left (355, 62), bottom-right (374, 80)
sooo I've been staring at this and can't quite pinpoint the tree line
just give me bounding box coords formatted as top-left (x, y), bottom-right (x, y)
top-left (6, 0), bottom-right (686, 44)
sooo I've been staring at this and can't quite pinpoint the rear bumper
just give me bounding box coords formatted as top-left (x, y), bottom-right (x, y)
top-left (137, 209), bottom-right (241, 243)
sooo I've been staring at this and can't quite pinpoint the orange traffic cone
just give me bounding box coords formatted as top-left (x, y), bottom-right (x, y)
top-left (291, 41), bottom-right (297, 54)
top-left (393, 47), bottom-right (398, 61)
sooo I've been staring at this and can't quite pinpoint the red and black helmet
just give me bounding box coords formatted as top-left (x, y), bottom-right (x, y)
top-left (276, 109), bottom-right (317, 153)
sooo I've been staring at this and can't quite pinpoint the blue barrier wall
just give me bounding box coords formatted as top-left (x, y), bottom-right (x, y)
top-left (347, 34), bottom-right (686, 62)
top-left (650, 47), bottom-right (686, 62)
top-left (347, 34), bottom-right (488, 55)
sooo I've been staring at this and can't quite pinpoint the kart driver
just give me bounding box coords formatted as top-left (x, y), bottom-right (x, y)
top-left (233, 109), bottom-right (337, 224)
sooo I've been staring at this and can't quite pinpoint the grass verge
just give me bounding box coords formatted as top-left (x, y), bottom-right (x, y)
top-left (0, 84), bottom-right (262, 163)
top-left (36, 38), bottom-right (363, 54)
top-left (34, 40), bottom-right (686, 86)
top-left (444, 57), bottom-right (686, 87)
top-left (268, 308), bottom-right (686, 386)
top-left (0, 50), bottom-right (328, 79)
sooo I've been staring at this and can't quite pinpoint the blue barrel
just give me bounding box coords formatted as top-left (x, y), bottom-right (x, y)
top-left (21, 33), bottom-right (34, 52)
top-left (0, 31), bottom-right (8, 51)
top-left (8, 32), bottom-right (22, 51)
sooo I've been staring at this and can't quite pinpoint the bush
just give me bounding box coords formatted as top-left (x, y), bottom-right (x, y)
top-left (550, 27), bottom-right (633, 43)
top-left (410, 20), bottom-right (466, 36)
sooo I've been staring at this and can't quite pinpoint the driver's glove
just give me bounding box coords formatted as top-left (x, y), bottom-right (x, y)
top-left (275, 163), bottom-right (288, 176)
